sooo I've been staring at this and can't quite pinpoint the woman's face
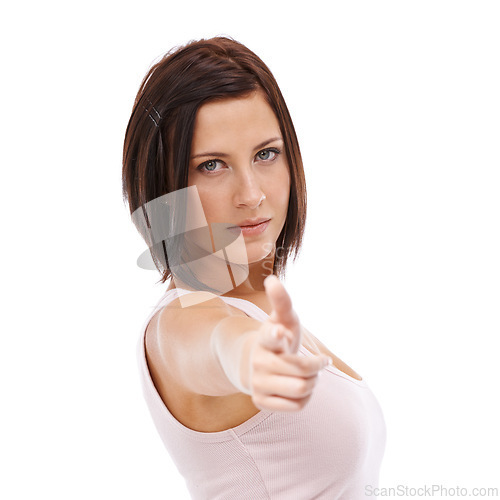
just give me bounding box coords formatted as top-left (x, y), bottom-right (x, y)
top-left (186, 90), bottom-right (291, 266)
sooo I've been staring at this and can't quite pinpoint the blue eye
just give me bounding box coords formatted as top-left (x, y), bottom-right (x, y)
top-left (197, 159), bottom-right (224, 174)
top-left (257, 148), bottom-right (281, 161)
top-left (204, 160), bottom-right (218, 171)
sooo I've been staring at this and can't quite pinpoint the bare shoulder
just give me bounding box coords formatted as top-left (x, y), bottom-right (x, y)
top-left (158, 291), bottom-right (248, 334)
top-left (145, 291), bottom-right (251, 394)
top-left (148, 291), bottom-right (248, 354)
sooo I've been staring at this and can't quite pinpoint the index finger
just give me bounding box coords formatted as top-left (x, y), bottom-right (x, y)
top-left (264, 275), bottom-right (299, 328)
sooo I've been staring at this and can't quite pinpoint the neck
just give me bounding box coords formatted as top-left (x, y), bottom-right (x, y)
top-left (225, 254), bottom-right (275, 295)
top-left (167, 248), bottom-right (277, 295)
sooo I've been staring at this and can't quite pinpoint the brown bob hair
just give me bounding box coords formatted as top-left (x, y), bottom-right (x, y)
top-left (122, 36), bottom-right (307, 285)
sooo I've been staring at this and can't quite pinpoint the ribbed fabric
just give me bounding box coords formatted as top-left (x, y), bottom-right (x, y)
top-left (137, 288), bottom-right (386, 499)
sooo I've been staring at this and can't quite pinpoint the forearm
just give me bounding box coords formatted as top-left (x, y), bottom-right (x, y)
top-left (210, 315), bottom-right (262, 395)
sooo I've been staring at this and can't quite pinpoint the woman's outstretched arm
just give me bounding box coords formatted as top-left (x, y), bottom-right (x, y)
top-left (153, 276), bottom-right (331, 411)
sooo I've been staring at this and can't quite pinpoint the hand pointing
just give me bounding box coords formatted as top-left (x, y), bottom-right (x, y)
top-left (247, 275), bottom-right (332, 412)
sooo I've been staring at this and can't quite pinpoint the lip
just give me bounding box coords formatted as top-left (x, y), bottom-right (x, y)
top-left (228, 218), bottom-right (271, 236)
top-left (231, 217), bottom-right (271, 227)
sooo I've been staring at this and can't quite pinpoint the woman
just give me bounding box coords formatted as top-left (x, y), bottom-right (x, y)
top-left (122, 36), bottom-right (386, 499)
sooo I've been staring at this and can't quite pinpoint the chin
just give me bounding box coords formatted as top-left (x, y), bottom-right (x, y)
top-left (244, 240), bottom-right (275, 264)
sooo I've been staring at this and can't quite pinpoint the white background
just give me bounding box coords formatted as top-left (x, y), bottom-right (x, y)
top-left (2, 1), bottom-right (499, 498)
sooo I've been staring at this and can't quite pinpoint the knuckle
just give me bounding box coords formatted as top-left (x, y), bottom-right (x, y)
top-left (251, 393), bottom-right (264, 406)
top-left (292, 356), bottom-right (305, 369)
top-left (295, 357), bottom-right (311, 373)
top-left (294, 378), bottom-right (309, 395)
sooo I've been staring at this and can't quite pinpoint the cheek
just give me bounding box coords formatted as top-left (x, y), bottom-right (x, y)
top-left (194, 185), bottom-right (225, 221)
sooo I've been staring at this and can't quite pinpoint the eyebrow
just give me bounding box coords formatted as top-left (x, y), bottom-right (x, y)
top-left (190, 137), bottom-right (283, 160)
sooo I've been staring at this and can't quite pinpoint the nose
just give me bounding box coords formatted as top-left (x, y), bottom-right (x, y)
top-left (233, 169), bottom-right (266, 209)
